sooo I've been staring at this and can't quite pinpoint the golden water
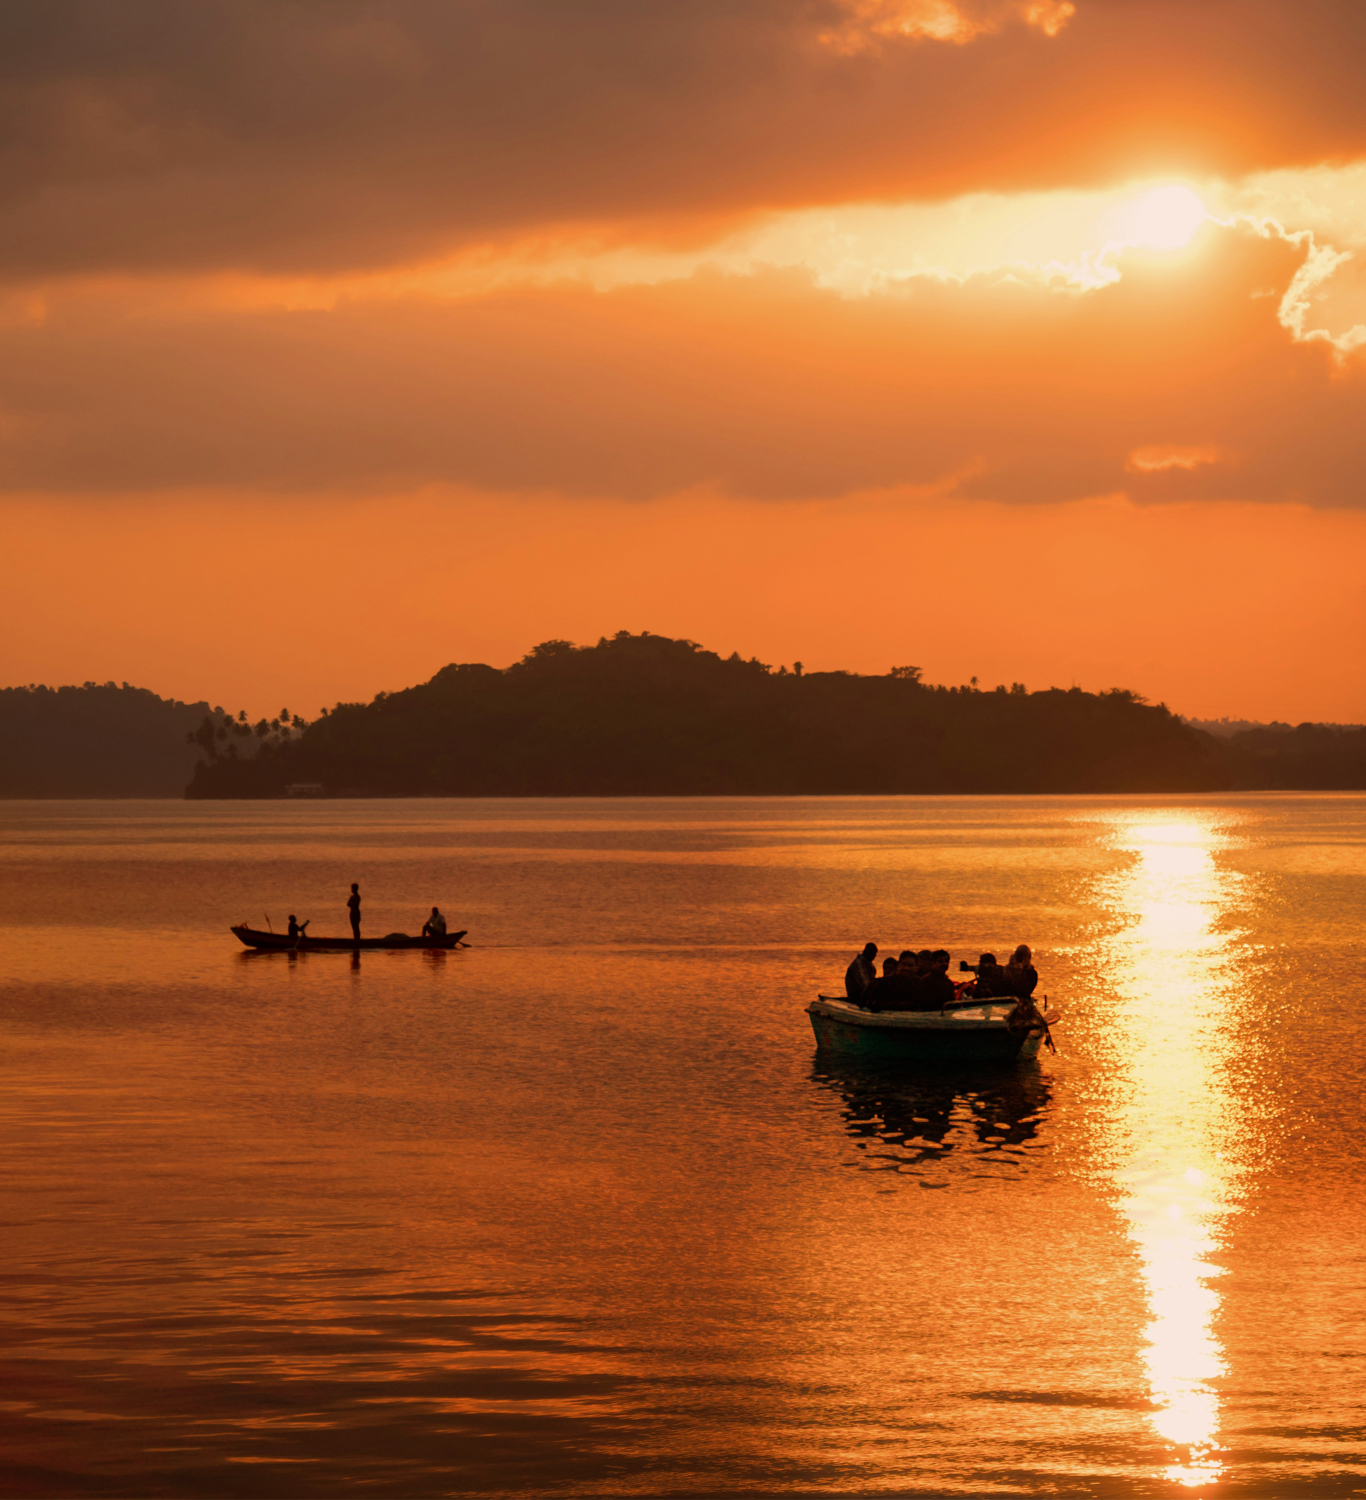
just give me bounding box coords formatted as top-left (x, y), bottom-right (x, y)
top-left (1, 796), bottom-right (1363, 1495)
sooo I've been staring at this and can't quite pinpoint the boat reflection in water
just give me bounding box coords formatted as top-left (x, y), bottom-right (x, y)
top-left (1087, 813), bottom-right (1254, 1489)
top-left (811, 1057), bottom-right (1054, 1174)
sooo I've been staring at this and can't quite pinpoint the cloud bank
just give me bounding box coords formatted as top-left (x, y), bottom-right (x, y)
top-left (5, 0), bottom-right (1366, 275)
top-left (2, 222), bottom-right (1362, 505)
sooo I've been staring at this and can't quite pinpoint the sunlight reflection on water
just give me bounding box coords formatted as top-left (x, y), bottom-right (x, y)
top-left (3, 796), bottom-right (1362, 1495)
top-left (1092, 813), bottom-right (1251, 1489)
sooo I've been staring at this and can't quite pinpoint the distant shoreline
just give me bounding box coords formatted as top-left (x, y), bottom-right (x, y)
top-left (7, 639), bottom-right (1366, 800)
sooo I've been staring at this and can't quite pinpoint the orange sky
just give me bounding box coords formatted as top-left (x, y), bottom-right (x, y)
top-left (2, 0), bottom-right (1364, 721)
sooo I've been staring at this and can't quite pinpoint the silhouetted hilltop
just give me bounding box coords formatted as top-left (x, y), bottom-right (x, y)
top-left (0, 682), bottom-right (217, 797)
top-left (186, 632), bottom-right (1232, 797)
top-left (11, 646), bottom-right (1361, 799)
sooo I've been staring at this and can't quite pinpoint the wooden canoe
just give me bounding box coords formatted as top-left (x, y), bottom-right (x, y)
top-left (232, 925), bottom-right (468, 952)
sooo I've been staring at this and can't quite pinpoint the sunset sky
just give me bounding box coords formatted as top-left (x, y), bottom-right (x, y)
top-left (3, 0), bottom-right (1364, 721)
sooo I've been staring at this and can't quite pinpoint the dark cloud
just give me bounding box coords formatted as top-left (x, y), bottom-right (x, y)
top-left (3, 0), bottom-right (1366, 275)
top-left (2, 223), bottom-right (1362, 505)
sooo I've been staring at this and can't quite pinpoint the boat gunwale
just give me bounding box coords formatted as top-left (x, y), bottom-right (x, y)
top-left (811, 995), bottom-right (1019, 1031)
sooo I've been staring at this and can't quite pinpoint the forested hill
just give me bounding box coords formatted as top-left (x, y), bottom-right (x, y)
top-left (8, 643), bottom-right (1361, 798)
top-left (0, 682), bottom-right (217, 796)
top-left (186, 632), bottom-right (1234, 797)
top-left (7, 642), bottom-right (1360, 798)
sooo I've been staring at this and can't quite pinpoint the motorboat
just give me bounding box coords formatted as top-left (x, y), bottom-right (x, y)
top-left (808, 993), bottom-right (1056, 1064)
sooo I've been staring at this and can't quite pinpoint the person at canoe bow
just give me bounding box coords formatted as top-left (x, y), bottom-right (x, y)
top-left (421, 906), bottom-right (447, 938)
top-left (347, 883), bottom-right (361, 941)
top-left (844, 943), bottom-right (878, 1000)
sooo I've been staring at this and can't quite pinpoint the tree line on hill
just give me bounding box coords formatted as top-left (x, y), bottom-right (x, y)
top-left (183, 631), bottom-right (1366, 797)
top-left (4, 636), bottom-right (1362, 798)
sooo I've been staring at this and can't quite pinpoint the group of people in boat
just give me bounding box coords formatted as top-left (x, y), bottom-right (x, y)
top-left (284, 884), bottom-right (450, 941)
top-left (843, 942), bottom-right (1038, 1013)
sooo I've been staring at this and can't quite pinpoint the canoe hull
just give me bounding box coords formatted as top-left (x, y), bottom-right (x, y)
top-left (808, 997), bottom-right (1042, 1064)
top-left (232, 925), bottom-right (467, 951)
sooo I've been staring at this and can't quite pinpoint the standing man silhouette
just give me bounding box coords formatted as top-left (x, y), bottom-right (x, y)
top-left (347, 883), bottom-right (362, 943)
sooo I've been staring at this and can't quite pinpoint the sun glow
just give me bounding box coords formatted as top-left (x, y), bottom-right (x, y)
top-left (1115, 184), bottom-right (1210, 251)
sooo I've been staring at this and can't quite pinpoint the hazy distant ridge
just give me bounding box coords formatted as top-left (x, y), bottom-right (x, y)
top-left (0, 684), bottom-right (311, 798)
top-left (1182, 716), bottom-right (1365, 737)
top-left (0, 682), bottom-right (213, 797)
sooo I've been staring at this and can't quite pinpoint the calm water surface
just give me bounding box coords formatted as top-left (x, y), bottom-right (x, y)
top-left (1, 795), bottom-right (1364, 1497)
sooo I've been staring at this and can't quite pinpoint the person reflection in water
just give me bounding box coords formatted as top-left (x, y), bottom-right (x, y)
top-left (287, 914), bottom-right (309, 940)
top-left (845, 943), bottom-right (877, 1002)
top-left (347, 883), bottom-right (361, 943)
top-left (813, 1059), bottom-right (1054, 1169)
top-left (421, 906), bottom-right (447, 938)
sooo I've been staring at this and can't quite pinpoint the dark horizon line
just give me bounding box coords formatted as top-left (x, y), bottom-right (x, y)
top-left (4, 674), bottom-right (1364, 737)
